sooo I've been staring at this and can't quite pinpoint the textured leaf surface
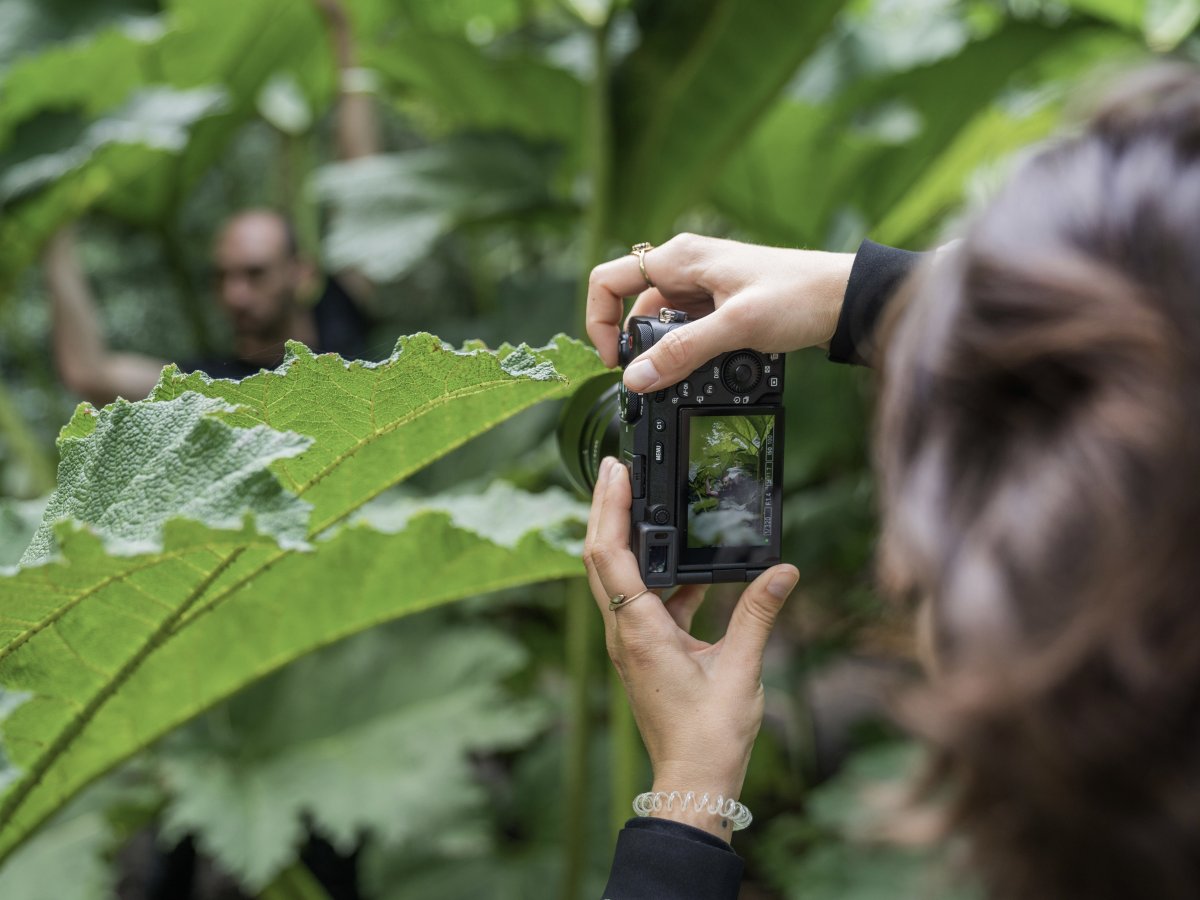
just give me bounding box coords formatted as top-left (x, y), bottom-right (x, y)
top-left (23, 392), bottom-right (310, 564)
top-left (157, 620), bottom-right (548, 890)
top-left (151, 334), bottom-right (601, 534)
top-left (0, 335), bottom-right (606, 862)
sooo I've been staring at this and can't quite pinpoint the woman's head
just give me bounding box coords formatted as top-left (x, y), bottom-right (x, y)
top-left (878, 63), bottom-right (1200, 899)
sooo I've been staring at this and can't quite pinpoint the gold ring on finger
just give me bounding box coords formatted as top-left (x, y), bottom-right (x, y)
top-left (630, 242), bottom-right (656, 289)
top-left (609, 587), bottom-right (655, 611)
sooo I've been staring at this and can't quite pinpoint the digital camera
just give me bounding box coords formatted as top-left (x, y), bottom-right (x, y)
top-left (559, 309), bottom-right (785, 587)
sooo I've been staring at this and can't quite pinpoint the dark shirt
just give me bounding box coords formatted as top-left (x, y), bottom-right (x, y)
top-left (602, 239), bottom-right (921, 900)
top-left (180, 275), bottom-right (368, 379)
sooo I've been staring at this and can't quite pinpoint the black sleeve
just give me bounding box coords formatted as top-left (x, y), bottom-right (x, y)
top-left (827, 239), bottom-right (926, 367)
top-left (602, 818), bottom-right (743, 900)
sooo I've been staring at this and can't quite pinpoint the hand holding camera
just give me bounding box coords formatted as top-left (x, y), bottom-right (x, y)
top-left (582, 457), bottom-right (799, 839)
top-left (585, 233), bottom-right (854, 391)
top-left (573, 234), bottom-right (836, 836)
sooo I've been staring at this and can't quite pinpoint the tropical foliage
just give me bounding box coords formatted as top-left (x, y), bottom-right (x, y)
top-left (0, 0), bottom-right (1194, 897)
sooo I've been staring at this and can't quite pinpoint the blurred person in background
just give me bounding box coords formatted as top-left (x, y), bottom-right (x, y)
top-left (585, 63), bottom-right (1200, 900)
top-left (43, 0), bottom-right (377, 409)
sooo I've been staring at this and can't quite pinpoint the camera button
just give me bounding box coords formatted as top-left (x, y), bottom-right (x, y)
top-left (629, 455), bottom-right (646, 498)
top-left (654, 418), bottom-right (666, 432)
top-left (676, 381), bottom-right (691, 399)
top-left (654, 441), bottom-right (664, 463)
top-left (650, 504), bottom-right (670, 525)
top-left (702, 382), bottom-right (715, 396)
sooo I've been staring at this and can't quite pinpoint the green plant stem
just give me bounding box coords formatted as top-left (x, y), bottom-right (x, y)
top-left (562, 577), bottom-right (593, 900)
top-left (609, 667), bottom-right (642, 839)
top-left (579, 15), bottom-right (614, 336)
top-left (563, 17), bottom-right (615, 900)
top-left (0, 379), bottom-right (55, 496)
top-left (278, 129), bottom-right (320, 259)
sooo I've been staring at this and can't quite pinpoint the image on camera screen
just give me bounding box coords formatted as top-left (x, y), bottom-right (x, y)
top-left (686, 413), bottom-right (776, 549)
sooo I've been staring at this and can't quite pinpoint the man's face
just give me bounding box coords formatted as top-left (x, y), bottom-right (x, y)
top-left (212, 215), bottom-right (301, 340)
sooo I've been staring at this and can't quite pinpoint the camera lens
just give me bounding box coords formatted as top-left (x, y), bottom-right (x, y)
top-left (557, 373), bottom-right (621, 494)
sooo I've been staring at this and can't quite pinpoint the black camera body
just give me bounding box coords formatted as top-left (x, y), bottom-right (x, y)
top-left (614, 309), bottom-right (785, 587)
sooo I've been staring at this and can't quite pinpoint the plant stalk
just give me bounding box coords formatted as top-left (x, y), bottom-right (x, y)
top-left (563, 577), bottom-right (594, 900)
top-left (564, 14), bottom-right (619, 900)
top-left (563, 15), bottom-right (615, 900)
top-left (609, 667), bottom-right (642, 839)
top-left (580, 17), bottom-right (614, 329)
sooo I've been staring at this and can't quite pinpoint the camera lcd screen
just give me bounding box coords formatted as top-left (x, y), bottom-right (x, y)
top-left (684, 413), bottom-right (777, 549)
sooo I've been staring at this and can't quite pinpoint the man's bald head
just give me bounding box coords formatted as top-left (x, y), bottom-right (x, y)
top-left (216, 209), bottom-right (299, 261)
top-left (212, 209), bottom-right (305, 342)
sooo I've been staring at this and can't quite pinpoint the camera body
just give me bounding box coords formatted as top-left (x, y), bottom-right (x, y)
top-left (616, 309), bottom-right (785, 587)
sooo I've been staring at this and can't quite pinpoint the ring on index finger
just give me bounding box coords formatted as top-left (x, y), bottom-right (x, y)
top-left (609, 587), bottom-right (656, 612)
top-left (630, 242), bottom-right (656, 288)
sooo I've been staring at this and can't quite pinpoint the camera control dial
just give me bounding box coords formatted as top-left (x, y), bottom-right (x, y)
top-left (721, 352), bottom-right (763, 394)
top-left (619, 382), bottom-right (642, 422)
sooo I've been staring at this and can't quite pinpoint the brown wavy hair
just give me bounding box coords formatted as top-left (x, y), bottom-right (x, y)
top-left (877, 63), bottom-right (1200, 900)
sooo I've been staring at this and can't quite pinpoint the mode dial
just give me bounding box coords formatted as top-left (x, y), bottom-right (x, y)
top-left (721, 352), bottom-right (763, 394)
top-left (619, 383), bottom-right (642, 422)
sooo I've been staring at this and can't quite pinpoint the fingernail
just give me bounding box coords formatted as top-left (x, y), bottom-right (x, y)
top-left (598, 457), bottom-right (614, 481)
top-left (624, 358), bottom-right (659, 392)
top-left (609, 459), bottom-right (625, 483)
top-left (768, 569), bottom-right (799, 599)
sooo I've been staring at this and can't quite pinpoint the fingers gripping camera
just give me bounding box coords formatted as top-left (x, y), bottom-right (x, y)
top-left (560, 309), bottom-right (785, 587)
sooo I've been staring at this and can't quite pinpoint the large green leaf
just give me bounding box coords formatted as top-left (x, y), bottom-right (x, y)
top-left (0, 21), bottom-right (153, 141)
top-left (156, 618), bottom-right (550, 891)
top-left (311, 137), bottom-right (568, 284)
top-left (367, 32), bottom-right (585, 147)
top-left (608, 0), bottom-right (845, 239)
top-left (0, 0), bottom-right (155, 72)
top-left (1067, 0), bottom-right (1200, 47)
top-left (0, 760), bottom-right (156, 900)
top-left (712, 23), bottom-right (1141, 250)
top-left (0, 806), bottom-right (113, 900)
top-left (0, 334), bottom-right (607, 863)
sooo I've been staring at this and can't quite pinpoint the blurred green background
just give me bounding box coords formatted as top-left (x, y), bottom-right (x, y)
top-left (0, 0), bottom-right (1194, 898)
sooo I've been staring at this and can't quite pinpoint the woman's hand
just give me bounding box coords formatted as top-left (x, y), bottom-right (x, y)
top-left (586, 233), bottom-right (853, 392)
top-left (583, 457), bottom-right (799, 841)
